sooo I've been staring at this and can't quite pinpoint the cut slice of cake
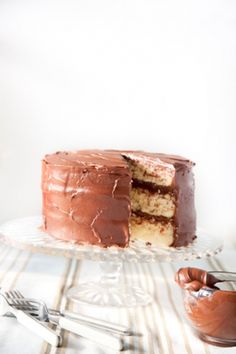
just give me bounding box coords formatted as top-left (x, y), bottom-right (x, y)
top-left (122, 152), bottom-right (196, 247)
top-left (42, 150), bottom-right (196, 247)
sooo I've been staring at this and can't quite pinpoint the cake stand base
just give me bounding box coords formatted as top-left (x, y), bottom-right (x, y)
top-left (67, 282), bottom-right (152, 307)
top-left (67, 261), bottom-right (152, 307)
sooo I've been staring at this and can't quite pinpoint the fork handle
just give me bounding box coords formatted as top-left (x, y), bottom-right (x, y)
top-left (14, 309), bottom-right (61, 347)
top-left (64, 310), bottom-right (131, 335)
top-left (57, 316), bottom-right (123, 351)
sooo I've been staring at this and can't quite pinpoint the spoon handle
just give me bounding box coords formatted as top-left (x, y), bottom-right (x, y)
top-left (209, 271), bottom-right (236, 282)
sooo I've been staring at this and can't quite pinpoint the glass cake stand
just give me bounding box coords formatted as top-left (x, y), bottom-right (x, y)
top-left (0, 216), bottom-right (223, 307)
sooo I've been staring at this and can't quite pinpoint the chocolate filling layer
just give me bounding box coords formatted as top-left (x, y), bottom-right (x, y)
top-left (132, 211), bottom-right (173, 224)
top-left (132, 179), bottom-right (175, 195)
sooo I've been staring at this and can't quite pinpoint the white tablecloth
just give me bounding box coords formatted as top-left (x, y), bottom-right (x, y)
top-left (0, 242), bottom-right (235, 354)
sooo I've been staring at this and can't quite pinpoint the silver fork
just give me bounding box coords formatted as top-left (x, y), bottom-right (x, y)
top-left (5, 290), bottom-right (126, 351)
top-left (0, 292), bottom-right (61, 346)
top-left (6, 289), bottom-right (133, 336)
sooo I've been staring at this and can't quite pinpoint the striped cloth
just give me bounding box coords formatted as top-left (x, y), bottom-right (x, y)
top-left (0, 243), bottom-right (235, 354)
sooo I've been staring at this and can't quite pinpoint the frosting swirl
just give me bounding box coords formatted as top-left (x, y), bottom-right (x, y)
top-left (175, 267), bottom-right (221, 291)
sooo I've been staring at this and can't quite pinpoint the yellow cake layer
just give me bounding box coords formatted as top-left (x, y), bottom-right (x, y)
top-left (131, 187), bottom-right (175, 218)
top-left (130, 215), bottom-right (174, 247)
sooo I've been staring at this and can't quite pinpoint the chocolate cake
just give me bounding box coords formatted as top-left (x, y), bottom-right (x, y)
top-left (42, 150), bottom-right (196, 247)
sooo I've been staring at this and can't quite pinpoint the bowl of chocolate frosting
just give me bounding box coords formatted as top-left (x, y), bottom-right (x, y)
top-left (175, 267), bottom-right (236, 347)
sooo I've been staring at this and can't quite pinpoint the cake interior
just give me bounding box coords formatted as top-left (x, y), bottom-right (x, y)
top-left (123, 155), bottom-right (176, 247)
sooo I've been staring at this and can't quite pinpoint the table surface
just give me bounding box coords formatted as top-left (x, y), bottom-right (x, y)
top-left (0, 242), bottom-right (235, 354)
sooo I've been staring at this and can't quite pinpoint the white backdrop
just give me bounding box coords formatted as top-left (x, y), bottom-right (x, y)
top-left (0, 0), bottom-right (236, 244)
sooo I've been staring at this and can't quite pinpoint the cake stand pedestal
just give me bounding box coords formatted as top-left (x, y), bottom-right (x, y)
top-left (0, 216), bottom-right (223, 307)
top-left (67, 261), bottom-right (152, 307)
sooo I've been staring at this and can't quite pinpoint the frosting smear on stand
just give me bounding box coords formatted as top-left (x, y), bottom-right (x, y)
top-left (42, 150), bottom-right (196, 247)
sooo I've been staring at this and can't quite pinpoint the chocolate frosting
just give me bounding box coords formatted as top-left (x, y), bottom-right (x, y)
top-left (171, 162), bottom-right (196, 246)
top-left (175, 267), bottom-right (220, 291)
top-left (42, 150), bottom-right (131, 247)
top-left (42, 150), bottom-right (196, 247)
top-left (176, 267), bottom-right (236, 341)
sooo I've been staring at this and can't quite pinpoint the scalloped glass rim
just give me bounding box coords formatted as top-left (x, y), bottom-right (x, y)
top-left (0, 216), bottom-right (223, 263)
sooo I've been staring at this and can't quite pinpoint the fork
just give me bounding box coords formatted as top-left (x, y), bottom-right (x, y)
top-left (5, 290), bottom-right (125, 351)
top-left (6, 289), bottom-right (133, 336)
top-left (0, 293), bottom-right (61, 346)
